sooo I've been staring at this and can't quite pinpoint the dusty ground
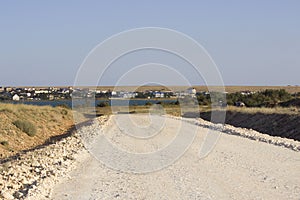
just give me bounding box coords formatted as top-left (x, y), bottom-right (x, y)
top-left (50, 114), bottom-right (300, 200)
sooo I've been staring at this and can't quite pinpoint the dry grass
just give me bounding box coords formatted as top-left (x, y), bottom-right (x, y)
top-left (94, 104), bottom-right (300, 117)
top-left (222, 106), bottom-right (300, 115)
top-left (13, 120), bottom-right (37, 137)
top-left (93, 104), bottom-right (212, 117)
top-left (0, 103), bottom-right (75, 159)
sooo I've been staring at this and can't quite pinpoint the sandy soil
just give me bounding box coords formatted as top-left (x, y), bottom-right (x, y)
top-left (50, 114), bottom-right (300, 200)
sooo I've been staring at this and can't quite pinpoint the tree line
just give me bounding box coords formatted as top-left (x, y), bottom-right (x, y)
top-left (196, 89), bottom-right (297, 107)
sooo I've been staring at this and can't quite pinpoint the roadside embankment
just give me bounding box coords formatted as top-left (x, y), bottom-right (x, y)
top-left (0, 116), bottom-right (109, 200)
top-left (0, 103), bottom-right (75, 159)
top-left (200, 107), bottom-right (300, 141)
top-left (1, 113), bottom-right (299, 199)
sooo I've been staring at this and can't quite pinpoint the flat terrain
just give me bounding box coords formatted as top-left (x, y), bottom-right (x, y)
top-left (15, 85), bottom-right (300, 93)
top-left (96, 85), bottom-right (300, 93)
top-left (50, 114), bottom-right (300, 200)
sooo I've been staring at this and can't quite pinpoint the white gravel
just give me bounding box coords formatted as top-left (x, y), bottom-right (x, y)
top-left (48, 114), bottom-right (300, 200)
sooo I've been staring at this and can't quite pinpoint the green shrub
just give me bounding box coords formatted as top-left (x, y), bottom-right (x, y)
top-left (145, 102), bottom-right (152, 106)
top-left (61, 109), bottom-right (68, 115)
top-left (56, 104), bottom-right (71, 109)
top-left (97, 102), bottom-right (109, 107)
top-left (0, 141), bottom-right (9, 146)
top-left (226, 89), bottom-right (292, 107)
top-left (13, 120), bottom-right (37, 137)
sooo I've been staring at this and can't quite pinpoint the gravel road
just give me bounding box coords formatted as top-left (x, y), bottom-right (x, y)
top-left (50, 114), bottom-right (300, 200)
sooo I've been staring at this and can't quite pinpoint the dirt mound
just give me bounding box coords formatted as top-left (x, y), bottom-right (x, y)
top-left (200, 111), bottom-right (300, 141)
top-left (280, 98), bottom-right (300, 107)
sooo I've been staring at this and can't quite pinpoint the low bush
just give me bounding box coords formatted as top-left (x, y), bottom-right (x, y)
top-left (145, 102), bottom-right (153, 106)
top-left (0, 141), bottom-right (9, 146)
top-left (56, 104), bottom-right (71, 109)
top-left (13, 120), bottom-right (37, 137)
top-left (61, 109), bottom-right (68, 115)
top-left (97, 102), bottom-right (109, 107)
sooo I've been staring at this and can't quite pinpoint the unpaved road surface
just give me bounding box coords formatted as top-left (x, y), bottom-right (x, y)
top-left (50, 114), bottom-right (300, 200)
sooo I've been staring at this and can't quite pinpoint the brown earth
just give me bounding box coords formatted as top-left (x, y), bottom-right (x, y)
top-left (200, 110), bottom-right (300, 141)
top-left (280, 98), bottom-right (300, 107)
top-left (0, 104), bottom-right (75, 160)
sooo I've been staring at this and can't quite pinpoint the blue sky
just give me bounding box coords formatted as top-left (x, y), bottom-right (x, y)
top-left (0, 0), bottom-right (299, 86)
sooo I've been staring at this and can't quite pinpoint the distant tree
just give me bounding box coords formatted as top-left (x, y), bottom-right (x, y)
top-left (97, 101), bottom-right (109, 107)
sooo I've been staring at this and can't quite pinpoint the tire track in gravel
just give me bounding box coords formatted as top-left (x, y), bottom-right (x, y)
top-left (50, 114), bottom-right (300, 200)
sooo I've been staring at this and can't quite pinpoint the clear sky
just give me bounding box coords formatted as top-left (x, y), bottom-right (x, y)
top-left (0, 0), bottom-right (299, 86)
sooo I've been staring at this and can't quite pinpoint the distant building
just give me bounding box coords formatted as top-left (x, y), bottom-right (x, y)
top-left (49, 94), bottom-right (54, 100)
top-left (34, 90), bottom-right (49, 94)
top-left (4, 87), bottom-right (13, 92)
top-left (12, 94), bottom-right (20, 101)
top-left (187, 88), bottom-right (197, 97)
top-left (235, 101), bottom-right (245, 107)
top-left (154, 92), bottom-right (164, 98)
top-left (240, 90), bottom-right (255, 96)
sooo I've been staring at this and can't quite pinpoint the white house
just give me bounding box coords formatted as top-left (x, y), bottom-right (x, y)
top-left (187, 88), bottom-right (197, 97)
top-left (154, 92), bottom-right (164, 98)
top-left (12, 94), bottom-right (20, 101)
top-left (34, 90), bottom-right (49, 94)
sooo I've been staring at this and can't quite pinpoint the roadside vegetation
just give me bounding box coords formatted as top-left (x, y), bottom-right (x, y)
top-left (13, 120), bottom-right (37, 137)
top-left (226, 89), bottom-right (293, 107)
top-left (94, 89), bottom-right (300, 117)
top-left (194, 89), bottom-right (294, 107)
top-left (0, 103), bottom-right (74, 159)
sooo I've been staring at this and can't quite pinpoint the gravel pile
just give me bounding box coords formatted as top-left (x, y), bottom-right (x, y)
top-left (167, 115), bottom-right (300, 152)
top-left (0, 116), bottom-right (109, 200)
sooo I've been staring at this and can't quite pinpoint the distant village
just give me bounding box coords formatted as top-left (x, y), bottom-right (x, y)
top-left (0, 86), bottom-right (207, 101)
top-left (0, 87), bottom-right (73, 101)
top-left (2, 86), bottom-right (289, 108)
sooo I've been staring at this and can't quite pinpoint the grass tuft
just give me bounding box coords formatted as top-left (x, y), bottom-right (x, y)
top-left (0, 140), bottom-right (9, 146)
top-left (13, 120), bottom-right (37, 137)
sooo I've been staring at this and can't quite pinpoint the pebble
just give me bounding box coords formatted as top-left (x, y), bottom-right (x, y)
top-left (2, 190), bottom-right (14, 200)
top-left (0, 116), bottom-right (109, 200)
top-left (1, 114), bottom-right (298, 199)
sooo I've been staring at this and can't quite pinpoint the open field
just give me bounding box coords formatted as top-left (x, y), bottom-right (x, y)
top-left (104, 85), bottom-right (300, 93)
top-left (91, 85), bottom-right (300, 93)
top-left (10, 85), bottom-right (300, 93)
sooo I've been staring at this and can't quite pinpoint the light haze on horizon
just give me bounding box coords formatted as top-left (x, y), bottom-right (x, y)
top-left (0, 1), bottom-right (299, 86)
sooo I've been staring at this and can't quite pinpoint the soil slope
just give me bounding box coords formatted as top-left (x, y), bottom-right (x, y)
top-left (0, 104), bottom-right (74, 159)
top-left (200, 110), bottom-right (300, 141)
